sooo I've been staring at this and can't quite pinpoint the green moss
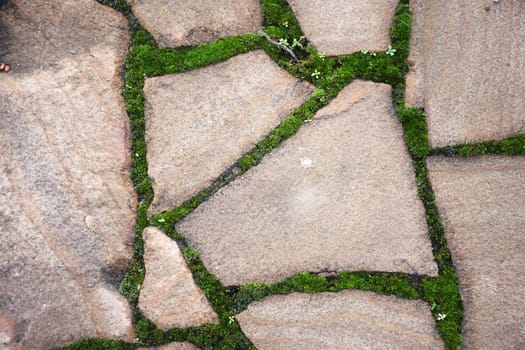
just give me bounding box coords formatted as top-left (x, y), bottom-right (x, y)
top-left (232, 271), bottom-right (420, 314)
top-left (431, 133), bottom-right (525, 157)
top-left (55, 339), bottom-right (133, 350)
top-left (397, 107), bottom-right (431, 158)
top-left (422, 267), bottom-right (464, 349)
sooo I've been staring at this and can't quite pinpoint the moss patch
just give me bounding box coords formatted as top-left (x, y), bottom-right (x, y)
top-left (431, 133), bottom-right (525, 157)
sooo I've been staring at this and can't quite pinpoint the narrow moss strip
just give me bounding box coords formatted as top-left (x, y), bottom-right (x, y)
top-left (431, 133), bottom-right (525, 157)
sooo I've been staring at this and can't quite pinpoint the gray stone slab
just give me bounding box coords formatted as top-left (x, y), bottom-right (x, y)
top-left (176, 80), bottom-right (438, 286)
top-left (427, 156), bottom-right (525, 349)
top-left (236, 290), bottom-right (445, 350)
top-left (127, 0), bottom-right (262, 47)
top-left (0, 1), bottom-right (135, 349)
top-left (288, 0), bottom-right (399, 56)
top-left (406, 0), bottom-right (525, 147)
top-left (138, 227), bottom-right (219, 330)
top-left (145, 50), bottom-right (314, 214)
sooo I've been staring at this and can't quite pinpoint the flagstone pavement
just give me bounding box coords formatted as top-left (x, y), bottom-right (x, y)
top-left (0, 0), bottom-right (523, 349)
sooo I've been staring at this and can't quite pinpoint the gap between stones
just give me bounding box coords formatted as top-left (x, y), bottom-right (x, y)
top-left (59, 0), bottom-right (521, 349)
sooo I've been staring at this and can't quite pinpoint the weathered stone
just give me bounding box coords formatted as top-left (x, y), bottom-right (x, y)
top-left (406, 0), bottom-right (525, 147)
top-left (427, 156), bottom-right (525, 349)
top-left (145, 50), bottom-right (314, 214)
top-left (176, 80), bottom-right (438, 286)
top-left (287, 0), bottom-right (399, 56)
top-left (139, 342), bottom-right (200, 350)
top-left (236, 290), bottom-right (445, 349)
top-left (138, 227), bottom-right (219, 330)
top-left (127, 0), bottom-right (262, 47)
top-left (0, 1), bottom-right (135, 349)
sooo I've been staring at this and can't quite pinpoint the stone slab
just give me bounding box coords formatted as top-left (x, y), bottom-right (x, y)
top-left (139, 342), bottom-right (200, 350)
top-left (236, 290), bottom-right (444, 349)
top-left (145, 50), bottom-right (314, 214)
top-left (288, 0), bottom-right (399, 56)
top-left (427, 156), bottom-right (525, 349)
top-left (176, 80), bottom-right (438, 286)
top-left (0, 1), bottom-right (136, 349)
top-left (406, 0), bottom-right (525, 147)
top-left (127, 0), bottom-right (262, 47)
top-left (138, 227), bottom-right (219, 330)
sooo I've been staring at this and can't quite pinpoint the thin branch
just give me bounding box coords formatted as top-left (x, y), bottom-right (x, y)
top-left (257, 31), bottom-right (300, 64)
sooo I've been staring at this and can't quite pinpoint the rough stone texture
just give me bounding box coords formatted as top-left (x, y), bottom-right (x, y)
top-left (139, 342), bottom-right (200, 350)
top-left (0, 1), bottom-right (136, 349)
top-left (145, 50), bottom-right (314, 214)
top-left (236, 290), bottom-right (445, 349)
top-left (406, 0), bottom-right (525, 147)
top-left (427, 156), bottom-right (525, 350)
top-left (127, 0), bottom-right (262, 47)
top-left (138, 227), bottom-right (219, 330)
top-left (177, 80), bottom-right (438, 286)
top-left (288, 0), bottom-right (399, 56)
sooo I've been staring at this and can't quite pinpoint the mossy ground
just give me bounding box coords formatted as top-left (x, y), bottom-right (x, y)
top-left (60, 1), bottom-right (525, 349)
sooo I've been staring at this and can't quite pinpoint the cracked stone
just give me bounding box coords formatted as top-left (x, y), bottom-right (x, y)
top-left (287, 0), bottom-right (399, 56)
top-left (427, 155), bottom-right (525, 349)
top-left (406, 0), bottom-right (525, 147)
top-left (138, 227), bottom-right (219, 330)
top-left (127, 0), bottom-right (262, 47)
top-left (145, 50), bottom-right (314, 214)
top-left (176, 80), bottom-right (438, 286)
top-left (236, 290), bottom-right (445, 349)
top-left (0, 1), bottom-right (136, 349)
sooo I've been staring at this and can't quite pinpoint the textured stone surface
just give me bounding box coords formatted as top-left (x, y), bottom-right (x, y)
top-left (288, 0), bottom-right (399, 56)
top-left (145, 50), bottom-right (314, 214)
top-left (139, 342), bottom-right (200, 350)
top-left (236, 290), bottom-right (445, 349)
top-left (127, 0), bottom-right (262, 47)
top-left (406, 0), bottom-right (525, 147)
top-left (138, 227), bottom-right (219, 330)
top-left (427, 156), bottom-right (525, 349)
top-left (177, 80), bottom-right (438, 285)
top-left (0, 1), bottom-right (135, 349)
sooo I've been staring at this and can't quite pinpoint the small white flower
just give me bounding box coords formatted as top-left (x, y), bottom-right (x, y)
top-left (360, 49), bottom-right (368, 55)
top-left (158, 218), bottom-right (166, 223)
top-left (437, 313), bottom-right (447, 321)
top-left (386, 45), bottom-right (397, 56)
top-left (311, 69), bottom-right (321, 79)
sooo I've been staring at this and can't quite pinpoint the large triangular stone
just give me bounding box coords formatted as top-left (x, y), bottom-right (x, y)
top-left (176, 80), bottom-right (438, 285)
